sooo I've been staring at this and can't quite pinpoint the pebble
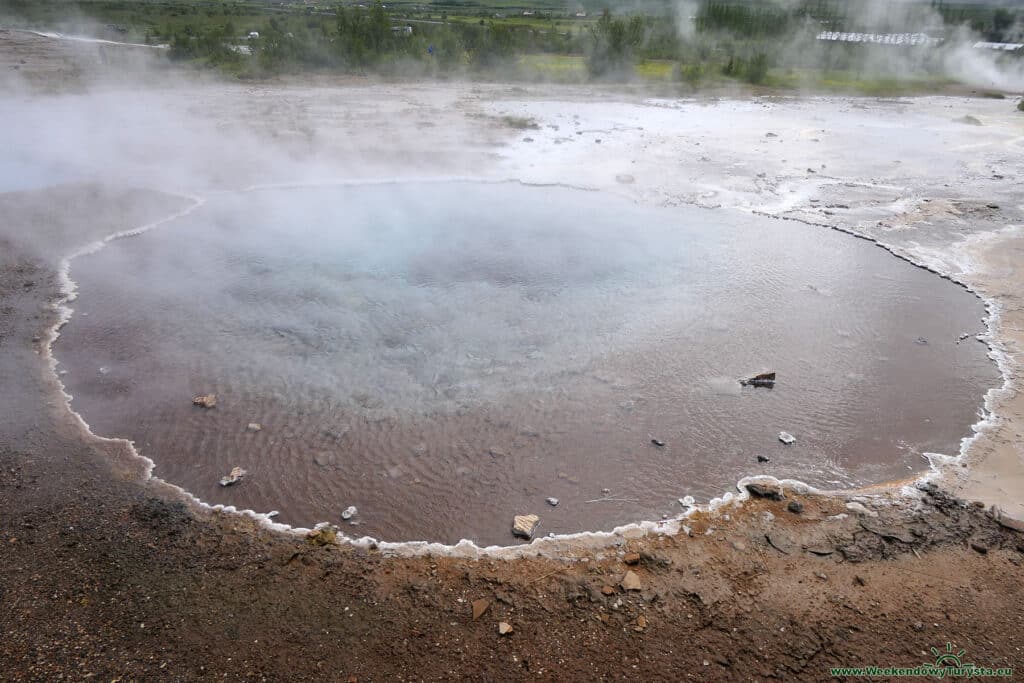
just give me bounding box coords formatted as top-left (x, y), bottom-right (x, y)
top-left (778, 432), bottom-right (796, 445)
top-left (621, 570), bottom-right (642, 591)
top-left (512, 514), bottom-right (540, 539)
top-left (787, 500), bottom-right (804, 514)
top-left (546, 497), bottom-right (559, 507)
top-left (471, 598), bottom-right (490, 621)
top-left (746, 481), bottom-right (784, 500)
top-left (218, 467), bottom-right (246, 487)
top-left (498, 622), bottom-right (513, 635)
top-left (192, 393), bottom-right (217, 409)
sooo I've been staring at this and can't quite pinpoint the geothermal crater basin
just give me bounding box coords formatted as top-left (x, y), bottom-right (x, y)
top-left (56, 182), bottom-right (998, 545)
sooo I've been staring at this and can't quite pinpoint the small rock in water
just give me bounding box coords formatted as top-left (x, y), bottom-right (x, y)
top-left (621, 570), bottom-right (642, 591)
top-left (650, 438), bottom-right (666, 447)
top-left (957, 333), bottom-right (971, 343)
top-left (778, 432), bottom-right (796, 445)
top-left (341, 505), bottom-right (358, 520)
top-left (498, 622), bottom-right (513, 636)
top-left (193, 394), bottom-right (217, 409)
top-left (247, 422), bottom-right (262, 432)
top-left (218, 466), bottom-right (246, 487)
top-left (98, 366), bottom-right (111, 375)
top-left (546, 497), bottom-right (559, 507)
top-left (915, 337), bottom-right (929, 345)
top-left (757, 455), bottom-right (770, 463)
top-left (601, 488), bottom-right (612, 495)
top-left (787, 500), bottom-right (804, 514)
top-left (512, 514), bottom-right (540, 539)
top-left (740, 371), bottom-right (776, 388)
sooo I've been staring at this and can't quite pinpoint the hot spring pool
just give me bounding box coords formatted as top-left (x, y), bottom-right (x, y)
top-left (55, 182), bottom-right (998, 544)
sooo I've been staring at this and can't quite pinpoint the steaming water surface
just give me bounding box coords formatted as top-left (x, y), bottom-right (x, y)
top-left (56, 183), bottom-right (997, 544)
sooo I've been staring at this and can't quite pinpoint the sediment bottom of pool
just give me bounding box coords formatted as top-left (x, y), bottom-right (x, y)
top-left (55, 182), bottom-right (998, 545)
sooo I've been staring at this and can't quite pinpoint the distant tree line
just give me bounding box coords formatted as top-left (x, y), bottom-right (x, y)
top-left (139, 0), bottom-right (1024, 88)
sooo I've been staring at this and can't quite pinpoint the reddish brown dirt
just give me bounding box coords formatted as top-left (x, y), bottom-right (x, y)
top-left (1, 185), bottom-right (1023, 681)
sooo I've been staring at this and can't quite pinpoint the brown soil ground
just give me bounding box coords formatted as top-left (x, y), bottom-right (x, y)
top-left (2, 29), bottom-right (1024, 682)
